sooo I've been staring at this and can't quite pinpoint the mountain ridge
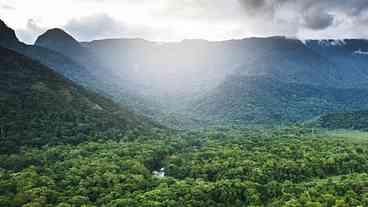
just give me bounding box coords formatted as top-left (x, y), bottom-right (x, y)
top-left (29, 25), bottom-right (368, 127)
top-left (4, 18), bottom-right (368, 128)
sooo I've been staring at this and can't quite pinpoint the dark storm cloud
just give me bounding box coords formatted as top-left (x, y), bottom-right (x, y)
top-left (303, 8), bottom-right (335, 30)
top-left (237, 0), bottom-right (368, 30)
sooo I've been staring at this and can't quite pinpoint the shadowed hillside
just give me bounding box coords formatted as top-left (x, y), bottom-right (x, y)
top-left (314, 110), bottom-right (368, 131)
top-left (0, 47), bottom-right (160, 153)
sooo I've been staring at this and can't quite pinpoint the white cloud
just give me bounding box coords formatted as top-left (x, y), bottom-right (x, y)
top-left (3, 0), bottom-right (368, 43)
top-left (16, 19), bottom-right (46, 44)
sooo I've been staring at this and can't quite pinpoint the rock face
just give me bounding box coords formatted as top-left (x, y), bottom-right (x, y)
top-left (35, 28), bottom-right (83, 55)
top-left (0, 19), bottom-right (19, 46)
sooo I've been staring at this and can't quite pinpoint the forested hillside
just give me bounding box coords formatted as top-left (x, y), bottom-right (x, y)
top-left (193, 75), bottom-right (368, 124)
top-left (306, 39), bottom-right (368, 89)
top-left (314, 110), bottom-right (368, 131)
top-left (0, 47), bottom-right (160, 153)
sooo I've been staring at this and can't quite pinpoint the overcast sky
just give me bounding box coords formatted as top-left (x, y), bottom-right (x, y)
top-left (2, 0), bottom-right (368, 43)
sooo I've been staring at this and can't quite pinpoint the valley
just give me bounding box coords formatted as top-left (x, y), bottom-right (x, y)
top-left (1, 17), bottom-right (368, 206)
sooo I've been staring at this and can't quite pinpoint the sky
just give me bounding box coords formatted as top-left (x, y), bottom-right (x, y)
top-left (2, 0), bottom-right (368, 43)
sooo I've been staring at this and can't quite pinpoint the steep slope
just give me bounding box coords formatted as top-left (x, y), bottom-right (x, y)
top-left (0, 20), bottom-right (158, 120)
top-left (0, 19), bottom-right (96, 86)
top-left (35, 32), bottom-right (209, 126)
top-left (313, 110), bottom-right (368, 131)
top-left (34, 28), bottom-right (104, 72)
top-left (0, 19), bottom-right (19, 46)
top-left (223, 37), bottom-right (338, 87)
top-left (193, 75), bottom-right (368, 125)
top-left (0, 47), bottom-right (160, 153)
top-left (306, 39), bottom-right (368, 88)
top-left (32, 28), bottom-right (138, 97)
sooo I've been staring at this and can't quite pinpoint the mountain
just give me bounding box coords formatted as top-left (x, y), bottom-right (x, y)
top-left (185, 38), bottom-right (368, 125)
top-left (34, 28), bottom-right (103, 71)
top-left (73, 37), bottom-right (368, 126)
top-left (0, 46), bottom-right (160, 153)
top-left (0, 19), bottom-right (20, 46)
top-left (35, 28), bottom-right (83, 56)
top-left (193, 75), bottom-right (368, 125)
top-left (0, 19), bottom-right (96, 86)
top-left (313, 110), bottom-right (368, 131)
top-left (220, 37), bottom-right (339, 88)
top-left (81, 37), bottom-right (346, 96)
top-left (0, 20), bottom-right (159, 119)
top-left (5, 17), bottom-right (368, 127)
top-left (306, 39), bottom-right (368, 88)
top-left (79, 37), bottom-right (368, 112)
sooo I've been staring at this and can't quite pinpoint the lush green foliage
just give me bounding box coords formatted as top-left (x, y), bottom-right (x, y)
top-left (1, 127), bottom-right (368, 206)
top-left (316, 110), bottom-right (368, 131)
top-left (2, 19), bottom-right (368, 207)
top-left (194, 75), bottom-right (368, 125)
top-left (0, 47), bottom-right (160, 153)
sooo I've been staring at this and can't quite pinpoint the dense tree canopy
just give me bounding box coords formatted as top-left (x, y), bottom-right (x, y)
top-left (1, 127), bottom-right (368, 206)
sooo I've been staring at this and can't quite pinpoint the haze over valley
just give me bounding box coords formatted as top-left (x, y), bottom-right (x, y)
top-left (2, 1), bottom-right (368, 205)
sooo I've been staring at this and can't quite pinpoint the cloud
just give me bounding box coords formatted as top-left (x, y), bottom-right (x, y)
top-left (6, 0), bottom-right (368, 42)
top-left (303, 8), bottom-right (335, 30)
top-left (238, 0), bottom-right (271, 16)
top-left (0, 0), bottom-right (16, 10)
top-left (1, 4), bottom-right (15, 10)
top-left (64, 14), bottom-right (127, 41)
top-left (16, 19), bottom-right (46, 44)
top-left (64, 14), bottom-right (161, 41)
top-left (237, 0), bottom-right (368, 32)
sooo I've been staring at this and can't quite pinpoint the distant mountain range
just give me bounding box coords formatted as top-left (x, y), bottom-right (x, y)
top-left (2, 18), bottom-right (368, 129)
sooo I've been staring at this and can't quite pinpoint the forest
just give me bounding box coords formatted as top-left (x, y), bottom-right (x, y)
top-left (1, 127), bottom-right (368, 206)
top-left (2, 14), bottom-right (368, 206)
